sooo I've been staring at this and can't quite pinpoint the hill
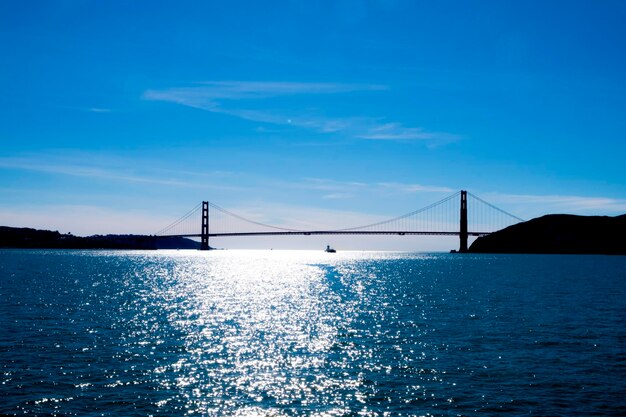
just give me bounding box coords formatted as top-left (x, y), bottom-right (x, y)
top-left (0, 226), bottom-right (201, 250)
top-left (469, 214), bottom-right (626, 255)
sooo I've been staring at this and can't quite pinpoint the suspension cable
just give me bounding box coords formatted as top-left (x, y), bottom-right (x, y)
top-left (156, 202), bottom-right (202, 235)
top-left (156, 190), bottom-right (524, 236)
top-left (467, 192), bottom-right (525, 222)
top-left (208, 202), bottom-right (305, 232)
top-left (337, 191), bottom-right (461, 231)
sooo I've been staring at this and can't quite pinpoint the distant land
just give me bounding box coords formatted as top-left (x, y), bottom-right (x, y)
top-left (0, 226), bottom-right (201, 250)
top-left (469, 214), bottom-right (626, 255)
top-left (4, 213), bottom-right (626, 254)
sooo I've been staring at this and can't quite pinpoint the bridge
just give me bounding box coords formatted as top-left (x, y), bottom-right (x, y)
top-left (156, 190), bottom-right (524, 252)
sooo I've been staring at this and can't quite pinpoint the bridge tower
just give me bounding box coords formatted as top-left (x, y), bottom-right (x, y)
top-left (200, 201), bottom-right (210, 250)
top-left (459, 190), bottom-right (468, 252)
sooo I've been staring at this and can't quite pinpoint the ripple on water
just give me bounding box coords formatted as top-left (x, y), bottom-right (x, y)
top-left (1, 250), bottom-right (625, 416)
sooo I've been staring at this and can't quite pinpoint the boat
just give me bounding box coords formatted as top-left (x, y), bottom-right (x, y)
top-left (325, 245), bottom-right (336, 253)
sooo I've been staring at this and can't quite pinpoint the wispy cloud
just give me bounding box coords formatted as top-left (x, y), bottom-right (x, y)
top-left (0, 156), bottom-right (190, 187)
top-left (299, 178), bottom-right (368, 192)
top-left (0, 155), bottom-right (245, 192)
top-left (0, 153), bottom-right (455, 201)
top-left (144, 81), bottom-right (385, 102)
top-left (357, 123), bottom-right (459, 143)
top-left (484, 192), bottom-right (626, 215)
top-left (88, 107), bottom-right (111, 113)
top-left (271, 178), bottom-right (455, 200)
top-left (322, 193), bottom-right (354, 200)
top-left (143, 81), bottom-right (459, 143)
top-left (376, 182), bottom-right (455, 193)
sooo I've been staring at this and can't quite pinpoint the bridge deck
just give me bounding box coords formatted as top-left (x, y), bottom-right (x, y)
top-left (159, 231), bottom-right (490, 238)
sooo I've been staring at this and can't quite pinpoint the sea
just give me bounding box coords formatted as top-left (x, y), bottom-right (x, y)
top-left (1, 249), bottom-right (625, 416)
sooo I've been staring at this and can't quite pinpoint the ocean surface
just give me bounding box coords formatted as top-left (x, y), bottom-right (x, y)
top-left (1, 250), bottom-right (625, 416)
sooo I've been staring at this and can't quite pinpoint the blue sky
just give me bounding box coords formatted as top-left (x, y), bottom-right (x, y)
top-left (1, 1), bottom-right (626, 249)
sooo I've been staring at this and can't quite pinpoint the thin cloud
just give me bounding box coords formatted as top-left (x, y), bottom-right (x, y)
top-left (485, 192), bottom-right (626, 215)
top-left (0, 155), bottom-right (244, 191)
top-left (358, 123), bottom-right (460, 142)
top-left (300, 178), bottom-right (369, 192)
top-left (0, 157), bottom-right (189, 187)
top-left (377, 182), bottom-right (456, 193)
top-left (275, 177), bottom-right (455, 198)
top-left (322, 193), bottom-right (354, 200)
top-left (143, 81), bottom-right (458, 143)
top-left (144, 81), bottom-right (386, 102)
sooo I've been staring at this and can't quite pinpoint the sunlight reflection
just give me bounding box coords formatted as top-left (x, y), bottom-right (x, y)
top-left (134, 250), bottom-right (439, 415)
top-left (148, 251), bottom-right (356, 414)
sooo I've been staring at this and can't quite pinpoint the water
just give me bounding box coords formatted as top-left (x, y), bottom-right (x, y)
top-left (1, 250), bottom-right (625, 416)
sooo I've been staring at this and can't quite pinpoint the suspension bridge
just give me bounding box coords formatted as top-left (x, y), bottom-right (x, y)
top-left (156, 190), bottom-right (524, 252)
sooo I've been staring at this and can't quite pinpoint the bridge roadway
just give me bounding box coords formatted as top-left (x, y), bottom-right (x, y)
top-left (159, 230), bottom-right (490, 238)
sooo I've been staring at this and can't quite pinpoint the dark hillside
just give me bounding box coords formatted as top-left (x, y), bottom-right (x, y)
top-left (0, 226), bottom-right (201, 250)
top-left (469, 214), bottom-right (626, 255)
